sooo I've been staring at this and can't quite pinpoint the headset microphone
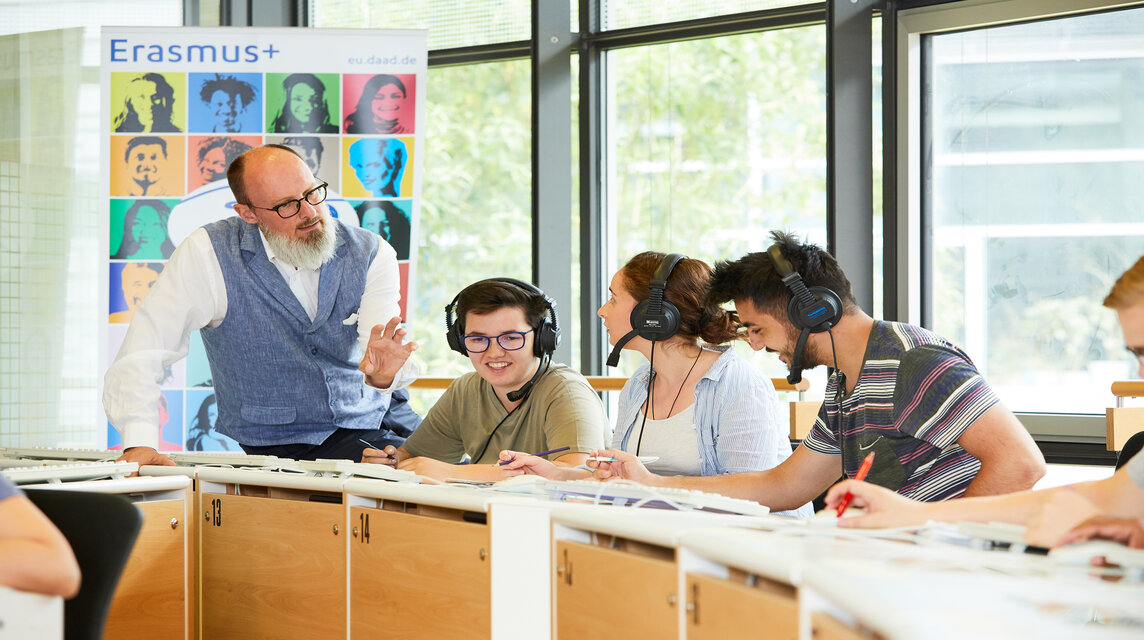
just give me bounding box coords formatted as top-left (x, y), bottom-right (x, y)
top-left (605, 331), bottom-right (638, 367)
top-left (507, 355), bottom-right (549, 402)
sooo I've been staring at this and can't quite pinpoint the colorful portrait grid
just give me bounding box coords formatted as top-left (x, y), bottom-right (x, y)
top-left (106, 70), bottom-right (419, 450)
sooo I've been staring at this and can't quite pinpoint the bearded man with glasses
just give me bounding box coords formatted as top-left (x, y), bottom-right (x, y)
top-left (106, 144), bottom-right (422, 465)
top-left (362, 278), bottom-right (607, 481)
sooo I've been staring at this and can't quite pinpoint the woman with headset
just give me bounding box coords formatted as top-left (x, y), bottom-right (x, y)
top-left (502, 252), bottom-right (810, 515)
top-left (362, 278), bottom-right (608, 480)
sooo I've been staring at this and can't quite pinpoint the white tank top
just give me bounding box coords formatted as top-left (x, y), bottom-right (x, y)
top-left (633, 404), bottom-right (701, 476)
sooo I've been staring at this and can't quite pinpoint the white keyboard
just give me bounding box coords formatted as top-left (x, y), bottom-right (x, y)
top-left (1, 461), bottom-right (139, 485)
top-left (165, 452), bottom-right (287, 468)
top-left (0, 446), bottom-right (118, 462)
top-left (540, 479), bottom-right (771, 517)
top-left (1049, 540), bottom-right (1144, 568)
top-left (299, 459), bottom-right (421, 483)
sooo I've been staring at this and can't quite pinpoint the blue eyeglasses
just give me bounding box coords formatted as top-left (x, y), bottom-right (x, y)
top-left (462, 329), bottom-right (533, 353)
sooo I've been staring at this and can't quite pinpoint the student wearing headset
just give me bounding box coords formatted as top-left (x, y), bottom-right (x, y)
top-left (501, 252), bottom-right (810, 515)
top-left (820, 254), bottom-right (1144, 550)
top-left (362, 279), bottom-right (607, 480)
top-left (584, 231), bottom-right (1046, 513)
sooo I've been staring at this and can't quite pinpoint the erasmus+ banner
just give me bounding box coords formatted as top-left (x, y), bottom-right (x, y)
top-left (99, 27), bottom-right (426, 450)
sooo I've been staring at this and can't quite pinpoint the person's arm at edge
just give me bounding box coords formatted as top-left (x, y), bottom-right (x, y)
top-left (591, 445), bottom-right (842, 512)
top-left (955, 403), bottom-right (1046, 497)
top-left (826, 465), bottom-right (1144, 530)
top-left (498, 451), bottom-right (594, 480)
top-left (356, 234), bottom-right (419, 390)
top-left (105, 228), bottom-right (224, 466)
top-left (0, 495), bottom-right (81, 598)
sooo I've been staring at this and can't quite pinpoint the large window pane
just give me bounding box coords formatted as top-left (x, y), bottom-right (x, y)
top-left (926, 7), bottom-right (1144, 415)
top-left (407, 60), bottom-right (532, 412)
top-left (314, 0), bottom-right (530, 50)
top-left (606, 26), bottom-right (827, 380)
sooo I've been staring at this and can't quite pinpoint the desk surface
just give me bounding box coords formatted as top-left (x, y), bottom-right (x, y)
top-left (802, 554), bottom-right (1144, 640)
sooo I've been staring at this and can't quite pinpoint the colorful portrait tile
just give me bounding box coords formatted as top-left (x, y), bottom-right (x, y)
top-left (349, 198), bottom-right (412, 260)
top-left (111, 135), bottom-right (185, 197)
top-left (342, 73), bottom-right (416, 135)
top-left (187, 135), bottom-right (261, 191)
top-left (110, 198), bottom-right (179, 260)
top-left (108, 261), bottom-right (164, 324)
top-left (184, 389), bottom-right (240, 452)
top-left (342, 136), bottom-right (414, 199)
top-left (264, 72), bottom-right (340, 134)
top-left (110, 71), bottom-right (187, 133)
top-left (188, 72), bottom-right (263, 134)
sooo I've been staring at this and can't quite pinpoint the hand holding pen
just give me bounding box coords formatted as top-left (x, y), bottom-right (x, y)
top-left (497, 446), bottom-right (570, 466)
top-left (360, 439), bottom-right (401, 467)
top-left (835, 452), bottom-right (875, 517)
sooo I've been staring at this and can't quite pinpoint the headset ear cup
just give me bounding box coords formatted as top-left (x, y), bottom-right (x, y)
top-left (810, 286), bottom-right (844, 329)
top-left (786, 286), bottom-right (844, 333)
top-left (444, 298), bottom-right (467, 356)
top-left (533, 319), bottom-right (558, 357)
top-left (630, 299), bottom-right (681, 342)
top-left (446, 327), bottom-right (467, 355)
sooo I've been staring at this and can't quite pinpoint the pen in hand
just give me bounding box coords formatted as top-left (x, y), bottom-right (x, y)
top-left (498, 446), bottom-right (571, 466)
top-left (835, 452), bottom-right (875, 517)
top-left (359, 439), bottom-right (394, 458)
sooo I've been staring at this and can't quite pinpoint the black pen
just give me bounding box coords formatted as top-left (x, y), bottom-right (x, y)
top-left (497, 446), bottom-right (571, 466)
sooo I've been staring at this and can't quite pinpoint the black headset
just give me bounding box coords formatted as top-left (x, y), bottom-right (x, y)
top-left (766, 243), bottom-right (843, 333)
top-left (629, 253), bottom-right (686, 342)
top-left (766, 243), bottom-right (843, 384)
top-left (605, 253), bottom-right (687, 367)
top-left (444, 277), bottom-right (560, 358)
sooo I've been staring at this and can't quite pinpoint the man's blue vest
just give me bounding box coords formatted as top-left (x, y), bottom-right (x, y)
top-left (201, 217), bottom-right (388, 446)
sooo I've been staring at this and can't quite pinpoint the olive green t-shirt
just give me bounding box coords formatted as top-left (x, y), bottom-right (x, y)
top-left (402, 363), bottom-right (608, 464)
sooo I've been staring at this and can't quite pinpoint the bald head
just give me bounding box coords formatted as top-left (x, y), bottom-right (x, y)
top-left (227, 144), bottom-right (307, 205)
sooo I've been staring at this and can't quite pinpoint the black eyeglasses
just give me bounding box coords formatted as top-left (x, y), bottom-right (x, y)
top-left (244, 182), bottom-right (328, 219)
top-left (463, 329), bottom-right (533, 353)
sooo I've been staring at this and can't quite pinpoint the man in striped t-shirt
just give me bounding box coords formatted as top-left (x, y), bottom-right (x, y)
top-left (587, 231), bottom-right (1045, 513)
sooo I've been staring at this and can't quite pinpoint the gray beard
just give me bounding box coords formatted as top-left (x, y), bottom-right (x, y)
top-left (260, 216), bottom-right (337, 271)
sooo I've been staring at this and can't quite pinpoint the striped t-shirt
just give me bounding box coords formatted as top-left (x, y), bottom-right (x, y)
top-left (803, 321), bottom-right (998, 501)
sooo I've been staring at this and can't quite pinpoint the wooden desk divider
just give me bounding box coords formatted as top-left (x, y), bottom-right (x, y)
top-left (1108, 380), bottom-right (1144, 451)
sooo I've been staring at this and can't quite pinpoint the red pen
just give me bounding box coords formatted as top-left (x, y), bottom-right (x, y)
top-left (835, 452), bottom-right (875, 517)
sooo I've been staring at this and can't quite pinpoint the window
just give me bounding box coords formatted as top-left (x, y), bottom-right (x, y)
top-left (409, 60), bottom-right (533, 390)
top-left (919, 4), bottom-right (1144, 416)
top-left (605, 25), bottom-right (828, 380)
top-left (0, 1), bottom-right (183, 447)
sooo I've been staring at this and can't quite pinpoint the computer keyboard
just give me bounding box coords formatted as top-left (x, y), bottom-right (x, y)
top-left (539, 479), bottom-right (771, 517)
top-left (0, 446), bottom-right (118, 462)
top-left (165, 452), bottom-right (287, 468)
top-left (298, 459), bottom-right (421, 483)
top-left (1, 461), bottom-right (139, 484)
